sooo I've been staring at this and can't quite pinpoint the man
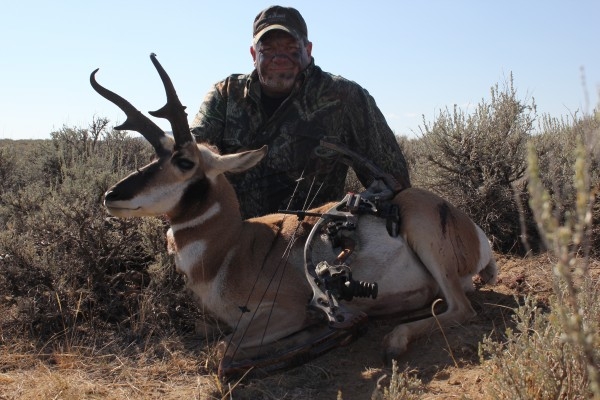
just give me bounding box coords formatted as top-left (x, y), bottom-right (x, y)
top-left (190, 5), bottom-right (410, 219)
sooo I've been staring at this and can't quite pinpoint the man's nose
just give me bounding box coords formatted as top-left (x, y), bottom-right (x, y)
top-left (271, 53), bottom-right (291, 63)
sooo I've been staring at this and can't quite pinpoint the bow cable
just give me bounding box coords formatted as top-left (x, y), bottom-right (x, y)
top-left (222, 151), bottom-right (341, 364)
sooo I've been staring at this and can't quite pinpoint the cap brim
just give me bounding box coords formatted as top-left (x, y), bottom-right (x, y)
top-left (253, 24), bottom-right (301, 44)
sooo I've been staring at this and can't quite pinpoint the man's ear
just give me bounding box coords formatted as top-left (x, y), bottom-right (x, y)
top-left (305, 41), bottom-right (313, 58)
top-left (250, 45), bottom-right (257, 62)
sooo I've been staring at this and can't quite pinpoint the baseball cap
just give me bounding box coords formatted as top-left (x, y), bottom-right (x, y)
top-left (253, 6), bottom-right (308, 44)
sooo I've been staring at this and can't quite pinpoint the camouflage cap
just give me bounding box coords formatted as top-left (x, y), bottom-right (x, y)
top-left (253, 6), bottom-right (308, 44)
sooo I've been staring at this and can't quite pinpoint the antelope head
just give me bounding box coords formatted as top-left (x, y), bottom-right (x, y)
top-left (91, 53), bottom-right (266, 221)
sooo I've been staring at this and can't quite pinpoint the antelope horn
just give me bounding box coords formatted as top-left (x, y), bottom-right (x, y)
top-left (90, 68), bottom-right (169, 156)
top-left (147, 53), bottom-right (193, 146)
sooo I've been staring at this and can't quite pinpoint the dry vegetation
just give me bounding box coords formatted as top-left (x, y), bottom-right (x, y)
top-left (1, 80), bottom-right (599, 399)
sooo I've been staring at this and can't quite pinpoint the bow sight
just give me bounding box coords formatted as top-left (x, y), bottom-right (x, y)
top-left (314, 261), bottom-right (378, 301)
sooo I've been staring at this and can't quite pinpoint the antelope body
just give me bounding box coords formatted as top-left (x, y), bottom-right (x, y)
top-left (93, 54), bottom-right (497, 374)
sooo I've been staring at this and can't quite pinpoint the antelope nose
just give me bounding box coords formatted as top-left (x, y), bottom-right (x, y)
top-left (104, 190), bottom-right (119, 202)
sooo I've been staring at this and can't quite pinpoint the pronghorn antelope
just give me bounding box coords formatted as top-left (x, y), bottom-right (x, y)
top-left (92, 54), bottom-right (497, 378)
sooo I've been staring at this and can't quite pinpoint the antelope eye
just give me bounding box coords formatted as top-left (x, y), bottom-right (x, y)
top-left (174, 158), bottom-right (195, 171)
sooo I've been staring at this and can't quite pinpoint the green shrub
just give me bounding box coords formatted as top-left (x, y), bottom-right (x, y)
top-left (479, 137), bottom-right (600, 399)
top-left (413, 74), bottom-right (537, 254)
top-left (530, 112), bottom-right (600, 255)
top-left (0, 121), bottom-right (200, 354)
top-left (0, 146), bottom-right (17, 190)
top-left (370, 361), bottom-right (424, 400)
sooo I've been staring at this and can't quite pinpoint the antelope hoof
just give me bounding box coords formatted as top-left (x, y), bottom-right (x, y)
top-left (383, 346), bottom-right (404, 366)
top-left (382, 331), bottom-right (408, 365)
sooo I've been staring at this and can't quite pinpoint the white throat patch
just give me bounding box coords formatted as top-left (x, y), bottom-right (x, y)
top-left (171, 202), bottom-right (221, 233)
top-left (175, 239), bottom-right (207, 278)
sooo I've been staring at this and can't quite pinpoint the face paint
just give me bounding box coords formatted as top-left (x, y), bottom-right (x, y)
top-left (254, 31), bottom-right (311, 97)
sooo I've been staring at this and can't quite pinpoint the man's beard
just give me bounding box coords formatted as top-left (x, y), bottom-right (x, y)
top-left (260, 71), bottom-right (296, 94)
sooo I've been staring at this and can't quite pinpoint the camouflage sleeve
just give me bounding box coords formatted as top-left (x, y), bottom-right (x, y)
top-left (189, 82), bottom-right (227, 148)
top-left (343, 86), bottom-right (411, 190)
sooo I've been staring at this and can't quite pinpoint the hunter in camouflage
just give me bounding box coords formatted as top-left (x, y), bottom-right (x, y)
top-left (190, 6), bottom-right (410, 219)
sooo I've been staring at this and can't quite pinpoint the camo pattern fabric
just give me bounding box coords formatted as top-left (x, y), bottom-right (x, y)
top-left (190, 60), bottom-right (411, 219)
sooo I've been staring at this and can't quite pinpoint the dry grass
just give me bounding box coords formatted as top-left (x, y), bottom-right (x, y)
top-left (0, 339), bottom-right (221, 400)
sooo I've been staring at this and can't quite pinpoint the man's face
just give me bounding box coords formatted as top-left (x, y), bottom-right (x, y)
top-left (251, 30), bottom-right (312, 97)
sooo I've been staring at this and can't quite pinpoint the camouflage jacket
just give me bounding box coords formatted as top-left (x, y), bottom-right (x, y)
top-left (190, 60), bottom-right (410, 219)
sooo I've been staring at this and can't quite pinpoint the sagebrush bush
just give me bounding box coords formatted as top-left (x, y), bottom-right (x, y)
top-left (530, 113), bottom-right (600, 255)
top-left (0, 146), bottom-right (17, 190)
top-left (0, 121), bottom-right (201, 355)
top-left (479, 136), bottom-right (600, 399)
top-left (370, 361), bottom-right (424, 400)
top-left (412, 74), bottom-right (537, 254)
top-left (480, 294), bottom-right (598, 399)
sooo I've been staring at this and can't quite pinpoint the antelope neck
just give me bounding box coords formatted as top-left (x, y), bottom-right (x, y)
top-left (169, 202), bottom-right (221, 234)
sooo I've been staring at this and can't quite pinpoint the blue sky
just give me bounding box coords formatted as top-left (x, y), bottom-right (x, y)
top-left (1, 1), bottom-right (598, 140)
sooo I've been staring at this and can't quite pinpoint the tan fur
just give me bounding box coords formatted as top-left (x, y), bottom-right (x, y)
top-left (395, 188), bottom-right (482, 278)
top-left (104, 140), bottom-right (498, 365)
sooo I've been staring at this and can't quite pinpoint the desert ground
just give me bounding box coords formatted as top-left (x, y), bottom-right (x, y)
top-left (1, 252), bottom-right (578, 399)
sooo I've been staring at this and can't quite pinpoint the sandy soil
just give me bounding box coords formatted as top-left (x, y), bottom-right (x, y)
top-left (0, 253), bottom-right (585, 399)
top-left (233, 253), bottom-right (550, 400)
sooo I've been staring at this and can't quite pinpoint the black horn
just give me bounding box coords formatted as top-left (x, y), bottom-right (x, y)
top-left (90, 68), bottom-right (169, 156)
top-left (148, 53), bottom-right (193, 146)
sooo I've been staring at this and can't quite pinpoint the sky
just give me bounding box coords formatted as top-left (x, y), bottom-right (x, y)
top-left (1, 1), bottom-right (598, 140)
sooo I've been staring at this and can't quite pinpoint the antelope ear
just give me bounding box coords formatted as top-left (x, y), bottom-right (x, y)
top-left (204, 146), bottom-right (268, 178)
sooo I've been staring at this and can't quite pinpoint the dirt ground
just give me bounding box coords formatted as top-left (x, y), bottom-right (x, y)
top-left (0, 253), bottom-right (579, 399)
top-left (233, 253), bottom-right (555, 400)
